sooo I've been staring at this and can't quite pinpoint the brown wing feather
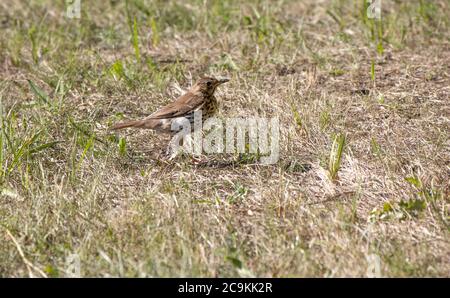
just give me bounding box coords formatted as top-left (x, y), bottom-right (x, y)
top-left (147, 92), bottom-right (205, 120)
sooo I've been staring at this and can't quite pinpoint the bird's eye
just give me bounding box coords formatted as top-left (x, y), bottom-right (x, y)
top-left (207, 81), bottom-right (212, 87)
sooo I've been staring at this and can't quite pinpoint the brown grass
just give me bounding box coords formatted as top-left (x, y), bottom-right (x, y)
top-left (0, 0), bottom-right (449, 277)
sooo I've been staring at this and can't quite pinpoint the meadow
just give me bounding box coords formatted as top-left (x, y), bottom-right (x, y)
top-left (0, 0), bottom-right (449, 277)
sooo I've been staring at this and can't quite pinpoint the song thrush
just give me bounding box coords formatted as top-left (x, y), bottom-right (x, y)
top-left (112, 76), bottom-right (229, 133)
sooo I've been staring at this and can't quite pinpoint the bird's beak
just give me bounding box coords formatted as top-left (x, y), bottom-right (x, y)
top-left (217, 78), bottom-right (230, 84)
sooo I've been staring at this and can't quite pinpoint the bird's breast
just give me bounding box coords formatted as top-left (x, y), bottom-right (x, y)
top-left (202, 96), bottom-right (218, 118)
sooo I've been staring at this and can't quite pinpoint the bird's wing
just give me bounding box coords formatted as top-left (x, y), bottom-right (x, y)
top-left (147, 92), bottom-right (205, 120)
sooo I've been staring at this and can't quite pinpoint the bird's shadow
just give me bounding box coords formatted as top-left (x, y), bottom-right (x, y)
top-left (194, 157), bottom-right (313, 172)
top-left (118, 143), bottom-right (313, 173)
top-left (194, 159), bottom-right (243, 169)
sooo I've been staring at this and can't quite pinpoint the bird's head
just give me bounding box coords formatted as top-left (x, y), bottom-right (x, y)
top-left (191, 76), bottom-right (229, 96)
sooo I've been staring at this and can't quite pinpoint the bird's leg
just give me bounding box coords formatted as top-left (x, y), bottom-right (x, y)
top-left (166, 148), bottom-right (178, 161)
top-left (166, 137), bottom-right (183, 160)
top-left (190, 129), bottom-right (209, 164)
top-left (166, 130), bottom-right (193, 160)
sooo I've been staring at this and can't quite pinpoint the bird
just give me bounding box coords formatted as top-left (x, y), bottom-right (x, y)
top-left (112, 76), bottom-right (229, 133)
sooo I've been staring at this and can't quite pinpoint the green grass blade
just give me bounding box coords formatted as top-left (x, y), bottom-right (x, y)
top-left (118, 137), bottom-right (127, 156)
top-left (28, 141), bottom-right (63, 155)
top-left (328, 133), bottom-right (346, 181)
top-left (7, 130), bottom-right (42, 175)
top-left (28, 79), bottom-right (50, 105)
top-left (150, 17), bottom-right (159, 47)
top-left (132, 17), bottom-right (140, 62)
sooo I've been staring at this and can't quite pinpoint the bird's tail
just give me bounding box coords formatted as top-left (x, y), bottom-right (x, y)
top-left (111, 120), bottom-right (146, 130)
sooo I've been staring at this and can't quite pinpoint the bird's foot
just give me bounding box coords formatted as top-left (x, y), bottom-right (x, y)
top-left (165, 147), bottom-right (180, 161)
top-left (191, 155), bottom-right (208, 165)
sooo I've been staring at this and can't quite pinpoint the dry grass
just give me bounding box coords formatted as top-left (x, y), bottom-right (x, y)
top-left (0, 0), bottom-right (449, 277)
